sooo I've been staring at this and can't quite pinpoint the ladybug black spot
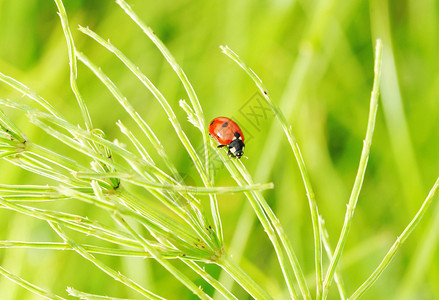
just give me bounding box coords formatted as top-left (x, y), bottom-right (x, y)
top-left (210, 120), bottom-right (215, 125)
top-left (221, 122), bottom-right (228, 127)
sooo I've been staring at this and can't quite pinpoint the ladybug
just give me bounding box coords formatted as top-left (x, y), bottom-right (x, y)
top-left (208, 117), bottom-right (245, 158)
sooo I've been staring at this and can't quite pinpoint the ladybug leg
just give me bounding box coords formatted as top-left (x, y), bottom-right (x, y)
top-left (217, 145), bottom-right (226, 149)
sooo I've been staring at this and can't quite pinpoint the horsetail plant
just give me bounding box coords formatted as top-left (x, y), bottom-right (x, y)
top-left (1, 1), bottom-right (439, 299)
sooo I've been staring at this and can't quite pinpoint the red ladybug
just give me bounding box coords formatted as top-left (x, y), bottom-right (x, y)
top-left (208, 117), bottom-right (245, 158)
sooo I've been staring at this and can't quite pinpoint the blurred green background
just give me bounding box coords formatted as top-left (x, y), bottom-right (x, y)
top-left (1, 0), bottom-right (439, 299)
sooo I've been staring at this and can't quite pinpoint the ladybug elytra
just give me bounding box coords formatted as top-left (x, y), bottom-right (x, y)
top-left (208, 117), bottom-right (245, 158)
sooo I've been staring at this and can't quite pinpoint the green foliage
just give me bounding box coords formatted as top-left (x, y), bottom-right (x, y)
top-left (1, 0), bottom-right (439, 299)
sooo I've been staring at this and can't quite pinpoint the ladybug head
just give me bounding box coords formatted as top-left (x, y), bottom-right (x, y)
top-left (228, 138), bottom-right (245, 159)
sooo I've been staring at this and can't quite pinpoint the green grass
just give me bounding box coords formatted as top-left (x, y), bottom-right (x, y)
top-left (1, 0), bottom-right (439, 299)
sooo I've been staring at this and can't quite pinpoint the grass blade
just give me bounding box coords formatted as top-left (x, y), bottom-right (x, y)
top-left (322, 39), bottom-right (383, 298)
top-left (349, 176), bottom-right (439, 299)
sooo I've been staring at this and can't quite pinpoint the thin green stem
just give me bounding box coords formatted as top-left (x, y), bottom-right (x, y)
top-left (218, 256), bottom-right (272, 300)
top-left (76, 52), bottom-right (223, 250)
top-left (214, 146), bottom-right (301, 299)
top-left (320, 216), bottom-right (347, 300)
top-left (220, 46), bottom-right (312, 300)
top-left (349, 176), bottom-right (439, 299)
top-left (0, 108), bottom-right (26, 142)
top-left (76, 52), bottom-right (182, 182)
top-left (61, 186), bottom-right (210, 258)
top-left (235, 160), bottom-right (305, 300)
top-left (5, 154), bottom-right (77, 186)
top-left (0, 197), bottom-right (143, 248)
top-left (90, 181), bottom-right (211, 299)
top-left (0, 72), bottom-right (60, 119)
top-left (117, 219), bottom-right (212, 299)
top-left (7, 104), bottom-right (216, 252)
top-left (76, 172), bottom-right (273, 194)
top-left (0, 241), bottom-right (183, 258)
top-left (67, 287), bottom-right (132, 300)
top-left (322, 39), bottom-right (383, 299)
top-left (370, 0), bottom-right (424, 209)
top-left (114, 0), bottom-right (209, 173)
top-left (53, 0), bottom-right (93, 131)
top-left (78, 25), bottom-right (224, 249)
top-left (78, 26), bottom-right (206, 184)
top-left (116, 120), bottom-right (153, 164)
top-left (0, 266), bottom-right (66, 300)
top-left (49, 222), bottom-right (165, 300)
top-left (28, 142), bottom-right (91, 173)
top-left (184, 260), bottom-right (238, 300)
top-left (114, 0), bottom-right (223, 245)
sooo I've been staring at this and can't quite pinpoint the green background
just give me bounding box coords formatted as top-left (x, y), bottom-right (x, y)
top-left (1, 0), bottom-right (438, 299)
